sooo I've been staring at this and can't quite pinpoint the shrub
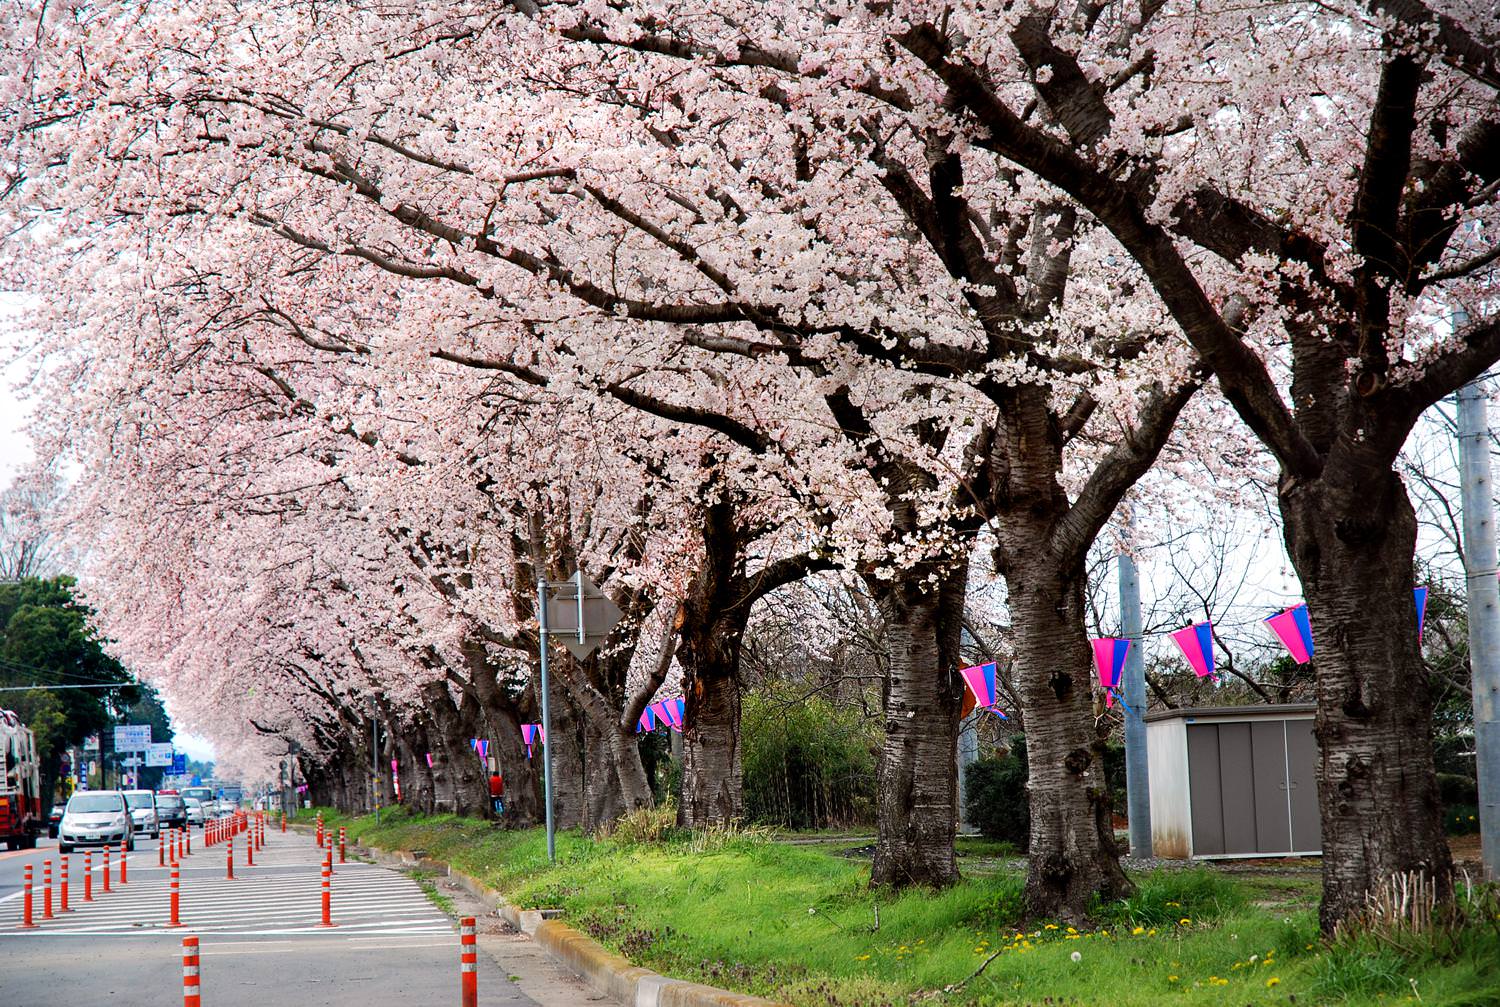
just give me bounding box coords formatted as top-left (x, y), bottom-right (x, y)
top-left (1438, 773), bottom-right (1479, 806)
top-left (1447, 804), bottom-right (1481, 836)
top-left (1102, 868), bottom-right (1247, 927)
top-left (741, 685), bottom-right (878, 829)
top-left (609, 800), bottom-right (679, 844)
top-left (964, 740), bottom-right (1029, 850)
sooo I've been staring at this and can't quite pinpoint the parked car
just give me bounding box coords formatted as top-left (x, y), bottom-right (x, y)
top-left (123, 790), bottom-right (159, 838)
top-left (183, 797), bottom-right (205, 826)
top-left (58, 790), bottom-right (135, 852)
top-left (155, 791), bottom-right (187, 831)
top-left (47, 803), bottom-right (64, 839)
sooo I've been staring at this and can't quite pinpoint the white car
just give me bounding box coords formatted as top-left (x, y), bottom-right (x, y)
top-left (58, 791), bottom-right (135, 853)
top-left (123, 790), bottom-right (159, 838)
top-left (184, 797), bottom-right (205, 826)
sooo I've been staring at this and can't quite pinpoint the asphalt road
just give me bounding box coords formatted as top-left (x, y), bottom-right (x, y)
top-left (0, 824), bottom-right (602, 1007)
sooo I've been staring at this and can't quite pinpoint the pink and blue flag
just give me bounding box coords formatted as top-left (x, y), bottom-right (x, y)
top-left (469, 738), bottom-right (489, 760)
top-left (649, 697), bottom-right (685, 732)
top-left (1170, 622), bottom-right (1217, 683)
top-left (959, 662), bottom-right (1008, 719)
top-left (1265, 604), bottom-right (1313, 664)
top-left (425, 752), bottom-right (434, 769)
top-left (1415, 586), bottom-right (1428, 642)
top-left (520, 724), bottom-right (546, 758)
top-left (1091, 637), bottom-right (1132, 710)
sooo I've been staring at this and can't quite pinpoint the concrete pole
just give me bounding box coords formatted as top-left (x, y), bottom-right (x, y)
top-left (1119, 547), bottom-right (1152, 857)
top-left (537, 577), bottom-right (557, 864)
top-left (1455, 336), bottom-right (1500, 878)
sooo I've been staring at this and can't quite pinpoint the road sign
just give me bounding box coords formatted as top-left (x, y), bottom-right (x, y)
top-left (145, 742), bottom-right (175, 767)
top-left (545, 571), bottom-right (622, 659)
top-left (113, 724), bottom-right (152, 751)
top-left (172, 753), bottom-right (187, 773)
top-left (121, 755), bottom-right (143, 768)
top-left (83, 734), bottom-right (100, 751)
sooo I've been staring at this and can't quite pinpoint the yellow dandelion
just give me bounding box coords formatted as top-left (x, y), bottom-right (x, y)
top-left (1179, 918), bottom-right (1192, 925)
top-left (1267, 977), bottom-right (1281, 988)
top-left (1132, 926), bottom-right (1145, 936)
top-left (1167, 976), bottom-right (1178, 982)
top-left (855, 954), bottom-right (870, 961)
top-left (1044, 923), bottom-right (1059, 930)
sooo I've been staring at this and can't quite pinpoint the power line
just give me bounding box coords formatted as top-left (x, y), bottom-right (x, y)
top-left (0, 683), bottom-right (125, 692)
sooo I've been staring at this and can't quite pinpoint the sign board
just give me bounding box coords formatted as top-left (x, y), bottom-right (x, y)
top-left (121, 755), bottom-right (143, 768)
top-left (545, 571), bottom-right (622, 660)
top-left (113, 724), bottom-right (152, 752)
top-left (145, 742), bottom-right (175, 768)
top-left (172, 753), bottom-right (187, 773)
top-left (83, 734), bottom-right (100, 751)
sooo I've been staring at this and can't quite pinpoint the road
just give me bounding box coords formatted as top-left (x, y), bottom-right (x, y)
top-left (0, 823), bottom-right (605, 1006)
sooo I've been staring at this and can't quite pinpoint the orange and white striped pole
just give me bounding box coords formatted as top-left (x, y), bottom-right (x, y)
top-left (319, 849), bottom-right (334, 927)
top-left (281, 813), bottom-right (286, 833)
top-left (226, 836), bottom-right (235, 880)
top-left (102, 846), bottom-right (111, 893)
top-left (168, 862), bottom-right (181, 927)
top-left (160, 833), bottom-right (167, 866)
top-left (339, 827), bottom-right (346, 864)
top-left (182, 935), bottom-right (201, 1007)
top-left (20, 865), bottom-right (34, 928)
top-left (460, 916), bottom-right (478, 1007)
top-left (245, 830), bottom-right (254, 867)
top-left (119, 841), bottom-right (128, 885)
top-left (185, 824), bottom-right (192, 856)
top-left (59, 855), bottom-right (69, 913)
top-left (42, 859), bottom-right (53, 919)
top-left (83, 852), bottom-right (93, 902)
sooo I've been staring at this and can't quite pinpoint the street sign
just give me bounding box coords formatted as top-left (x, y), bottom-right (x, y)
top-left (172, 753), bottom-right (187, 773)
top-left (113, 724), bottom-right (152, 752)
top-left (145, 742), bottom-right (175, 767)
top-left (83, 734), bottom-right (100, 751)
top-left (545, 570), bottom-right (622, 659)
top-left (121, 756), bottom-right (143, 768)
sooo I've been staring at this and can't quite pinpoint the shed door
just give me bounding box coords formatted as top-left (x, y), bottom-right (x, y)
top-left (1187, 721), bottom-right (1301, 856)
top-left (1285, 720), bottom-right (1321, 851)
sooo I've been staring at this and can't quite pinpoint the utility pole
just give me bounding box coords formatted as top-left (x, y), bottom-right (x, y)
top-left (372, 719), bottom-right (381, 825)
top-left (1456, 324), bottom-right (1500, 878)
top-left (1119, 544), bottom-right (1151, 857)
top-left (537, 575), bottom-right (556, 863)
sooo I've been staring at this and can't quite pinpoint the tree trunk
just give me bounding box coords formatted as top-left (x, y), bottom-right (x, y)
top-left (1281, 469), bottom-right (1452, 932)
top-left (545, 690), bottom-right (586, 829)
top-left (869, 562), bottom-right (968, 888)
top-left (1007, 565), bottom-right (1131, 921)
top-left (489, 705), bottom-right (542, 827)
top-left (679, 640), bottom-right (745, 827)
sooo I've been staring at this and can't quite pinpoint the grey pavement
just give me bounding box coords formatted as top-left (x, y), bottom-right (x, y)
top-left (0, 823), bottom-right (603, 1006)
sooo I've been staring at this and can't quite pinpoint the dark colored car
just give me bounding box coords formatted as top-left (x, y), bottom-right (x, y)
top-left (155, 792), bottom-right (187, 831)
top-left (47, 803), bottom-right (64, 838)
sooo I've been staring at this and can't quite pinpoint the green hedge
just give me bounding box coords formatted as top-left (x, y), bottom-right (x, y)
top-left (741, 684), bottom-right (878, 829)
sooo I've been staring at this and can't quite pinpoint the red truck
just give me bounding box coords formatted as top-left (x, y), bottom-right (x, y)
top-left (0, 709), bottom-right (42, 850)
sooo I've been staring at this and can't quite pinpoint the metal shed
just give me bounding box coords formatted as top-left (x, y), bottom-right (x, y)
top-left (1146, 704), bottom-right (1320, 859)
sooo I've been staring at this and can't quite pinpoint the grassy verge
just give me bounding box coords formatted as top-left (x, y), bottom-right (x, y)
top-left (298, 807), bottom-right (1498, 1007)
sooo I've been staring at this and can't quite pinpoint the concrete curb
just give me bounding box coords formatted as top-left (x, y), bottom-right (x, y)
top-left (318, 827), bottom-right (788, 1007)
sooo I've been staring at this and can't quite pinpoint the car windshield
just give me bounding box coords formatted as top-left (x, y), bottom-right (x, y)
top-left (184, 798), bottom-right (201, 808)
top-left (67, 793), bottom-right (123, 814)
top-left (156, 795), bottom-right (184, 809)
top-left (124, 792), bottom-right (154, 809)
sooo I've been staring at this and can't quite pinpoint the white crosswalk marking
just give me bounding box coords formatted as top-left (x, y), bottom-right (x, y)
top-left (3, 828), bottom-right (455, 943)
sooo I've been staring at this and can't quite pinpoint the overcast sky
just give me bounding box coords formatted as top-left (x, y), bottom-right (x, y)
top-left (2, 296), bottom-right (216, 764)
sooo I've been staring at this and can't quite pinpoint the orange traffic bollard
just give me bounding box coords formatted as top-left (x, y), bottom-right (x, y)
top-left (43, 859), bottom-right (53, 919)
top-left (339, 827), bottom-right (346, 864)
top-left (226, 836), bottom-right (235, 880)
top-left (83, 852), bottom-right (93, 901)
top-left (320, 850), bottom-right (334, 927)
top-left (119, 841), bottom-right (128, 885)
top-left (60, 855), bottom-right (69, 912)
top-left (281, 813), bottom-right (286, 833)
top-left (102, 846), bottom-right (111, 893)
top-left (246, 831), bottom-right (254, 867)
top-left (460, 916), bottom-right (478, 1007)
top-left (185, 825), bottom-right (192, 856)
top-left (169, 863), bottom-right (181, 927)
top-left (21, 865), bottom-right (34, 928)
top-left (160, 834), bottom-right (167, 866)
top-left (182, 935), bottom-right (201, 1007)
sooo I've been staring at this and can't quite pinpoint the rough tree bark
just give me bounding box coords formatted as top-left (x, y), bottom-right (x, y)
top-left (868, 562), bottom-right (969, 888)
top-left (1283, 467), bottom-right (1452, 929)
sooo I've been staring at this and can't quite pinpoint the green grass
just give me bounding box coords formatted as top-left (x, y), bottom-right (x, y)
top-left (299, 807), bottom-right (1499, 1007)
